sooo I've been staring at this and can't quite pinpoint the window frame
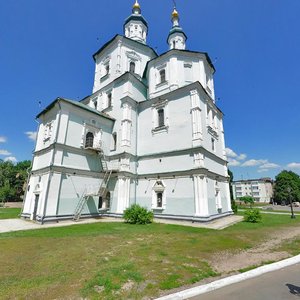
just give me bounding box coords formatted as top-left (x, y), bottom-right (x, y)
top-left (159, 69), bottom-right (166, 83)
top-left (152, 180), bottom-right (166, 210)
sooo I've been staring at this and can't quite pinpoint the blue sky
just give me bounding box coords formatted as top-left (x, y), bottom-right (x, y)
top-left (0, 0), bottom-right (299, 180)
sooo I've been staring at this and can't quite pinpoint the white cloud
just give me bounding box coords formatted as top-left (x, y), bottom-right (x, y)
top-left (0, 149), bottom-right (11, 156)
top-left (4, 156), bottom-right (17, 163)
top-left (287, 162), bottom-right (300, 169)
top-left (227, 159), bottom-right (241, 167)
top-left (241, 159), bottom-right (268, 167)
top-left (225, 148), bottom-right (238, 158)
top-left (0, 136), bottom-right (6, 143)
top-left (238, 153), bottom-right (247, 161)
top-left (225, 148), bottom-right (246, 161)
top-left (259, 163), bottom-right (280, 169)
top-left (25, 131), bottom-right (37, 142)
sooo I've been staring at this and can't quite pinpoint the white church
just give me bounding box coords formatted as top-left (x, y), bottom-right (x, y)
top-left (21, 1), bottom-right (232, 223)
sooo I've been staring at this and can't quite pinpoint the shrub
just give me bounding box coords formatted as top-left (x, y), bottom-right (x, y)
top-left (244, 208), bottom-right (262, 223)
top-left (123, 204), bottom-right (154, 225)
top-left (240, 196), bottom-right (255, 208)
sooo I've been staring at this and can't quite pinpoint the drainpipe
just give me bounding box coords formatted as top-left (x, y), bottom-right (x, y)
top-left (41, 99), bottom-right (62, 224)
top-left (21, 117), bottom-right (40, 218)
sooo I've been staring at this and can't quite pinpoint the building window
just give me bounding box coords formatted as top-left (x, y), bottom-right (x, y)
top-left (107, 93), bottom-right (112, 107)
top-left (98, 196), bottom-right (103, 209)
top-left (159, 69), bottom-right (166, 83)
top-left (152, 180), bottom-right (166, 209)
top-left (173, 40), bottom-right (176, 49)
top-left (129, 61), bottom-right (135, 73)
top-left (157, 192), bottom-right (163, 208)
top-left (106, 92), bottom-right (112, 108)
top-left (98, 192), bottom-right (110, 209)
top-left (211, 138), bottom-right (215, 152)
top-left (93, 100), bottom-right (97, 109)
top-left (112, 132), bottom-right (117, 151)
top-left (157, 108), bottom-right (164, 127)
top-left (105, 64), bottom-right (110, 75)
top-left (85, 132), bottom-right (94, 148)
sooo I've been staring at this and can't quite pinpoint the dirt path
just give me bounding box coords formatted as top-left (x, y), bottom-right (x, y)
top-left (209, 226), bottom-right (300, 273)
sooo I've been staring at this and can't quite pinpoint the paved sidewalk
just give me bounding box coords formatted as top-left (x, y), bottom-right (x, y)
top-left (154, 215), bottom-right (243, 230)
top-left (0, 215), bottom-right (243, 234)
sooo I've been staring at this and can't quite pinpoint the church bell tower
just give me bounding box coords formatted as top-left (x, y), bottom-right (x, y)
top-left (167, 7), bottom-right (187, 50)
top-left (124, 0), bottom-right (148, 44)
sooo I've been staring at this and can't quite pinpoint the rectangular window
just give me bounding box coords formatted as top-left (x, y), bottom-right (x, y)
top-left (160, 69), bottom-right (166, 83)
top-left (211, 138), bottom-right (215, 152)
top-left (107, 93), bottom-right (112, 107)
top-left (158, 109), bottom-right (164, 127)
top-left (105, 64), bottom-right (110, 75)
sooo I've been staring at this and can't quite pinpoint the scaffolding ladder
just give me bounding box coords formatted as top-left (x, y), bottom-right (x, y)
top-left (73, 152), bottom-right (112, 221)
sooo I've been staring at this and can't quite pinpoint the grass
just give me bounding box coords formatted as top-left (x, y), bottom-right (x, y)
top-left (238, 260), bottom-right (275, 273)
top-left (0, 208), bottom-right (21, 219)
top-left (275, 239), bottom-right (300, 256)
top-left (0, 213), bottom-right (300, 299)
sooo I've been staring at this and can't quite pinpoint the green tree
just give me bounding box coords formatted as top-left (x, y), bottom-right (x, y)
top-left (228, 169), bottom-right (237, 214)
top-left (240, 196), bottom-right (255, 208)
top-left (0, 159), bottom-right (31, 202)
top-left (274, 170), bottom-right (300, 205)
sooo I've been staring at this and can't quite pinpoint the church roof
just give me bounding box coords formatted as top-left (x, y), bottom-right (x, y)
top-left (36, 97), bottom-right (115, 121)
top-left (143, 49), bottom-right (215, 77)
top-left (92, 34), bottom-right (157, 61)
top-left (124, 14), bottom-right (148, 28)
top-left (167, 26), bottom-right (187, 40)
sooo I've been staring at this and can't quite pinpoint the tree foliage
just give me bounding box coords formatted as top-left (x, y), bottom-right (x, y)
top-left (228, 169), bottom-right (237, 214)
top-left (0, 160), bottom-right (31, 202)
top-left (240, 196), bottom-right (255, 207)
top-left (274, 170), bottom-right (300, 205)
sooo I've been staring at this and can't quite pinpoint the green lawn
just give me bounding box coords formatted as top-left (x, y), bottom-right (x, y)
top-left (0, 214), bottom-right (300, 299)
top-left (0, 208), bottom-right (21, 219)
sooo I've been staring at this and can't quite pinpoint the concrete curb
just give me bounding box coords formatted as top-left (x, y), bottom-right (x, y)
top-left (156, 254), bottom-right (300, 300)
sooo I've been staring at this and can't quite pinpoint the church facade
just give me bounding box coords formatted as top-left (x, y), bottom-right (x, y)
top-left (22, 1), bottom-right (232, 223)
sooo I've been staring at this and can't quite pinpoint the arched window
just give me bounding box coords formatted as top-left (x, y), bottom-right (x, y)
top-left (129, 61), bottom-right (135, 73)
top-left (173, 40), bottom-right (176, 49)
top-left (98, 196), bottom-right (103, 209)
top-left (157, 192), bottom-right (163, 208)
top-left (152, 180), bottom-right (166, 209)
top-left (85, 132), bottom-right (94, 148)
top-left (158, 108), bottom-right (164, 127)
top-left (159, 69), bottom-right (166, 83)
top-left (112, 132), bottom-right (117, 150)
top-left (93, 100), bottom-right (97, 109)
